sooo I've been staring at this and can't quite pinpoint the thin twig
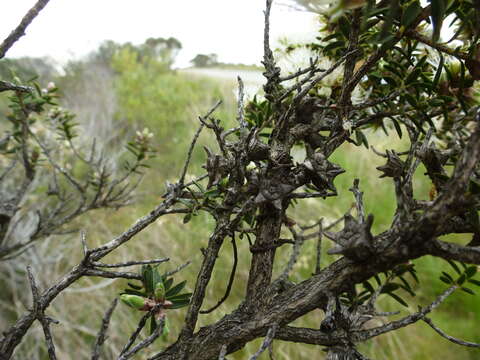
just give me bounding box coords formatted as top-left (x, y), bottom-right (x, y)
top-left (200, 236), bottom-right (238, 314)
top-left (31, 131), bottom-right (87, 204)
top-left (314, 221), bottom-right (323, 275)
top-left (355, 285), bottom-right (458, 341)
top-left (218, 344), bottom-right (228, 360)
top-left (268, 339), bottom-right (275, 360)
top-left (405, 29), bottom-right (471, 61)
top-left (289, 50), bottom-right (360, 103)
top-left (236, 77), bottom-right (246, 129)
top-left (249, 324), bottom-right (278, 360)
top-left (164, 261), bottom-right (192, 277)
top-left (83, 269), bottom-right (142, 280)
top-left (278, 58), bottom-right (322, 82)
top-left (288, 191), bottom-right (336, 199)
top-left (404, 128), bottom-right (433, 186)
top-left (118, 317), bottom-right (165, 360)
top-left (350, 92), bottom-right (400, 111)
top-left (367, 272), bottom-right (395, 310)
top-left (27, 266), bottom-right (57, 360)
top-left (274, 227), bottom-right (304, 284)
top-left (278, 60), bottom-right (324, 101)
top-left (349, 179), bottom-right (365, 223)
top-left (92, 298), bottom-right (118, 360)
top-left (371, 146), bottom-right (410, 158)
top-left (263, 0), bottom-right (275, 76)
top-left (0, 0), bottom-right (51, 59)
top-left (179, 100), bottom-right (222, 186)
top-left (119, 312), bottom-right (151, 356)
top-left (339, 9), bottom-right (362, 109)
top-left (91, 258), bottom-right (169, 268)
top-left (81, 231), bottom-right (89, 257)
top-left (0, 80), bottom-right (33, 93)
top-left (422, 317), bottom-right (480, 348)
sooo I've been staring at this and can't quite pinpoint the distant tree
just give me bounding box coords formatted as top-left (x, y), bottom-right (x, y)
top-left (190, 53), bottom-right (219, 67)
top-left (141, 37), bottom-right (182, 68)
top-left (1, 0), bottom-right (480, 360)
top-left (67, 37), bottom-right (182, 75)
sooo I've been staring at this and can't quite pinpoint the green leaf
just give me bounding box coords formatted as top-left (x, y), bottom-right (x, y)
top-left (168, 292), bottom-right (192, 302)
top-left (416, 55), bottom-right (428, 69)
top-left (398, 275), bottom-right (416, 296)
top-left (465, 266), bottom-right (477, 279)
top-left (323, 33), bottom-right (343, 42)
top-left (384, 64), bottom-right (402, 77)
top-left (383, 75), bottom-right (398, 87)
top-left (128, 282), bottom-right (143, 290)
top-left (378, 0), bottom-right (399, 42)
top-left (366, 6), bottom-right (390, 18)
top-left (389, 117), bottom-right (403, 138)
top-left (142, 265), bottom-right (154, 295)
top-left (34, 83), bottom-right (42, 96)
top-left (164, 277), bottom-right (174, 291)
top-left (166, 280), bottom-right (187, 298)
top-left (357, 289), bottom-right (370, 297)
top-left (122, 289), bottom-right (147, 297)
top-left (178, 198), bottom-right (194, 208)
top-left (169, 299), bottom-right (191, 309)
top-left (460, 287), bottom-right (475, 295)
top-left (393, 264), bottom-right (409, 276)
top-left (446, 260), bottom-right (462, 275)
top-left (152, 267), bottom-right (163, 288)
top-left (150, 316), bottom-right (157, 335)
top-left (441, 271), bottom-right (454, 282)
top-left (323, 41), bottom-right (346, 54)
top-left (387, 292), bottom-right (409, 307)
top-left (381, 282), bottom-right (401, 293)
top-left (120, 294), bottom-right (146, 309)
top-left (357, 294), bottom-right (371, 304)
top-left (456, 273), bottom-right (466, 285)
top-left (404, 93), bottom-right (417, 107)
top-left (363, 280), bottom-right (375, 293)
top-left (440, 276), bottom-right (452, 285)
top-left (432, 53), bottom-right (444, 89)
top-left (204, 189), bottom-right (219, 198)
top-left (467, 279), bottom-right (480, 287)
top-left (401, 0), bottom-right (422, 27)
top-left (338, 16), bottom-right (351, 39)
top-left (355, 130), bottom-right (369, 149)
top-left (183, 213), bottom-right (192, 224)
top-left (430, 0), bottom-right (447, 42)
top-left (468, 180), bottom-right (480, 195)
top-left (429, 98), bottom-right (445, 107)
top-left (192, 180), bottom-right (205, 193)
top-left (405, 67), bottom-right (422, 84)
top-left (162, 317), bottom-right (170, 340)
top-left (155, 282), bottom-right (166, 302)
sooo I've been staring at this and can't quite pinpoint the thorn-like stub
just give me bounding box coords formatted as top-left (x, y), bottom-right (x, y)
top-left (302, 154), bottom-right (345, 192)
top-left (376, 150), bottom-right (405, 178)
top-left (320, 316), bottom-right (336, 333)
top-left (326, 214), bottom-right (375, 261)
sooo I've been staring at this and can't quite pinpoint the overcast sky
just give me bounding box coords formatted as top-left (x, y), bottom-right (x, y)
top-left (1, 1), bottom-right (319, 68)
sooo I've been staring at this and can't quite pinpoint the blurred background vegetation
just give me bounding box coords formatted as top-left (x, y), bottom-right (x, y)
top-left (0, 34), bottom-right (478, 359)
